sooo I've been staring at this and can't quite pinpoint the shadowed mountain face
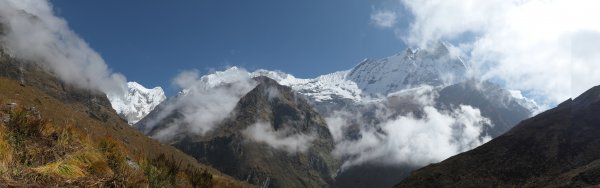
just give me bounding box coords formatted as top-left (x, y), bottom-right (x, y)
top-left (396, 85), bottom-right (600, 187)
top-left (168, 77), bottom-right (339, 188)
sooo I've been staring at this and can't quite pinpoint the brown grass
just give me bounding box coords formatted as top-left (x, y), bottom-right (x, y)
top-left (0, 121), bottom-right (13, 177)
top-left (0, 75), bottom-right (253, 187)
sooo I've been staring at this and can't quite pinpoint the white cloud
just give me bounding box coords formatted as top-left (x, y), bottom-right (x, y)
top-left (326, 88), bottom-right (492, 169)
top-left (370, 10), bottom-right (398, 29)
top-left (396, 0), bottom-right (600, 106)
top-left (328, 104), bottom-right (491, 169)
top-left (0, 0), bottom-right (127, 96)
top-left (243, 121), bottom-right (316, 154)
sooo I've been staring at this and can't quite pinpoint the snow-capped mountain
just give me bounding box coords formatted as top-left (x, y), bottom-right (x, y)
top-left (188, 42), bottom-right (538, 114)
top-left (247, 42), bottom-right (468, 104)
top-left (347, 41), bottom-right (468, 95)
top-left (108, 82), bottom-right (166, 125)
top-left (132, 42), bottom-right (538, 127)
top-left (251, 69), bottom-right (362, 102)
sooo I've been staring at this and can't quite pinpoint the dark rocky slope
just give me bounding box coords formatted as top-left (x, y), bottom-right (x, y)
top-left (164, 77), bottom-right (338, 188)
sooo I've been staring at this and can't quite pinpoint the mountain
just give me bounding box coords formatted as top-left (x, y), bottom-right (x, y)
top-left (252, 70), bottom-right (362, 103)
top-left (251, 42), bottom-right (469, 105)
top-left (0, 39), bottom-right (249, 187)
top-left (134, 43), bottom-right (539, 188)
top-left (396, 85), bottom-right (600, 187)
top-left (140, 76), bottom-right (339, 188)
top-left (347, 42), bottom-right (468, 95)
top-left (108, 82), bottom-right (166, 125)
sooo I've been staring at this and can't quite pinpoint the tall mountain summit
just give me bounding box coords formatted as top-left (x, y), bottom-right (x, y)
top-left (348, 41), bottom-right (468, 95)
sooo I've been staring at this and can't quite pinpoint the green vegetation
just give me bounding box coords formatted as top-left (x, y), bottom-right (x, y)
top-left (0, 103), bottom-right (213, 187)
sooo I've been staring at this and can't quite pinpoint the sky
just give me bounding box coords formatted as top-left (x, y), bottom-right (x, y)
top-left (49, 0), bottom-right (409, 95)
top-left (2, 0), bottom-right (598, 107)
top-left (1, 0), bottom-right (599, 171)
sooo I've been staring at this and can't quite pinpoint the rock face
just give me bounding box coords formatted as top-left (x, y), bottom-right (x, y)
top-left (164, 76), bottom-right (338, 188)
top-left (396, 85), bottom-right (600, 187)
top-left (108, 82), bottom-right (166, 125)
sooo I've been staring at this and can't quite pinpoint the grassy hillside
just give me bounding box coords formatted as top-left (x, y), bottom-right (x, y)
top-left (0, 76), bottom-right (252, 187)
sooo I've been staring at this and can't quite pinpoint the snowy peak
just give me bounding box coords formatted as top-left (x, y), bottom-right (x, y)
top-left (251, 69), bottom-right (362, 103)
top-left (108, 81), bottom-right (166, 125)
top-left (347, 42), bottom-right (469, 95)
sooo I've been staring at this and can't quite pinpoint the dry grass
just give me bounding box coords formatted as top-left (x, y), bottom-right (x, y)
top-left (33, 149), bottom-right (105, 179)
top-left (0, 121), bottom-right (13, 176)
top-left (0, 102), bottom-right (219, 187)
top-left (0, 75), bottom-right (252, 187)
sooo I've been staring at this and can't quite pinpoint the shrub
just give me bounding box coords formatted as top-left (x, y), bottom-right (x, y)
top-left (188, 167), bottom-right (213, 188)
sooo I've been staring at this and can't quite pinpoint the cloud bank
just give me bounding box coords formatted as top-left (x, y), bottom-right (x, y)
top-left (375, 0), bottom-right (600, 106)
top-left (326, 86), bottom-right (492, 169)
top-left (0, 0), bottom-right (126, 96)
top-left (243, 121), bottom-right (316, 154)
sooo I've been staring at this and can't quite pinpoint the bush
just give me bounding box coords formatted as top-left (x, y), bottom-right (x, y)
top-left (189, 167), bottom-right (213, 188)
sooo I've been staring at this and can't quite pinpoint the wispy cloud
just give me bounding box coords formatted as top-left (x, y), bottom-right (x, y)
top-left (243, 121), bottom-right (316, 154)
top-left (370, 10), bottom-right (397, 29)
top-left (0, 0), bottom-right (127, 96)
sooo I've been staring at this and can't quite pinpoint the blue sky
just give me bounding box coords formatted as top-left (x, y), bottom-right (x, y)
top-left (50, 0), bottom-right (409, 95)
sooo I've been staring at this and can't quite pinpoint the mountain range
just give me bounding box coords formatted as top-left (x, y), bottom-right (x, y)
top-left (121, 42), bottom-right (537, 122)
top-left (130, 42), bottom-right (540, 187)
